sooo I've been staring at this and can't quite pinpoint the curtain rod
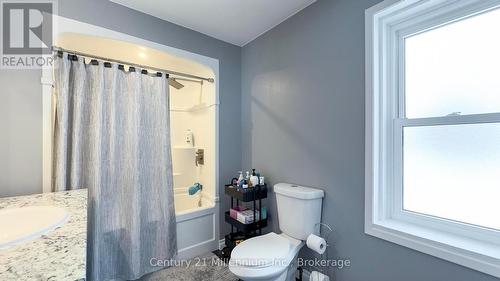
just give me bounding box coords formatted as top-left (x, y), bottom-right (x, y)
top-left (52, 46), bottom-right (215, 83)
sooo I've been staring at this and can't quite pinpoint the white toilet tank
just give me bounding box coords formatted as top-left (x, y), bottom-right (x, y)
top-left (274, 183), bottom-right (324, 240)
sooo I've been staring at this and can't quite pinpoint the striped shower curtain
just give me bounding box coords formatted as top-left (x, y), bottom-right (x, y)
top-left (52, 53), bottom-right (177, 280)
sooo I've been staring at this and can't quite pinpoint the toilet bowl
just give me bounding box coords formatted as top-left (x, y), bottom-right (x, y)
top-left (229, 232), bottom-right (303, 281)
top-left (229, 183), bottom-right (324, 281)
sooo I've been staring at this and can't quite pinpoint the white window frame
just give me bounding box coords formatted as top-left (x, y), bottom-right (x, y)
top-left (365, 0), bottom-right (500, 278)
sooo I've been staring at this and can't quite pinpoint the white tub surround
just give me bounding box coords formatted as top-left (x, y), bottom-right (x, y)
top-left (0, 190), bottom-right (87, 281)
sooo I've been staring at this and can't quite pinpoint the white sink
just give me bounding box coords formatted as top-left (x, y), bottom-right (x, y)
top-left (0, 206), bottom-right (69, 249)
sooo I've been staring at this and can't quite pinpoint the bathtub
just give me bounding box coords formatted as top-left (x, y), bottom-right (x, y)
top-left (174, 193), bottom-right (219, 259)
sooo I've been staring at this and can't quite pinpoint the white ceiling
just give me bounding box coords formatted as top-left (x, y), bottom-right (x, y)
top-left (110, 0), bottom-right (317, 46)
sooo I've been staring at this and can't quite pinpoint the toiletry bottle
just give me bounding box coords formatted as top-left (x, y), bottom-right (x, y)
top-left (242, 179), bottom-right (249, 189)
top-left (250, 169), bottom-right (259, 187)
top-left (245, 171), bottom-right (252, 187)
top-left (237, 171), bottom-right (244, 186)
top-left (231, 178), bottom-right (238, 186)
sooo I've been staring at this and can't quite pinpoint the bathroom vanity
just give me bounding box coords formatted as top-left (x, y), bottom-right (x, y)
top-left (0, 190), bottom-right (87, 281)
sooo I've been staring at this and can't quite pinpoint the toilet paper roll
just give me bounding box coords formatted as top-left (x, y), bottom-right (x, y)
top-left (310, 271), bottom-right (329, 281)
top-left (306, 234), bottom-right (327, 255)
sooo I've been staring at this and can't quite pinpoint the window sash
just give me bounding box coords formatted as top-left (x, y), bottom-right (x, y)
top-left (390, 113), bottom-right (500, 245)
top-left (396, 2), bottom-right (500, 121)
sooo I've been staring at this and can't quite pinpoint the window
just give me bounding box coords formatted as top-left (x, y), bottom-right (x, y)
top-left (366, 0), bottom-right (500, 278)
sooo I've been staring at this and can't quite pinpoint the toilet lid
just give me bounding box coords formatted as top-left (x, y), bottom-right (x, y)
top-left (231, 233), bottom-right (292, 268)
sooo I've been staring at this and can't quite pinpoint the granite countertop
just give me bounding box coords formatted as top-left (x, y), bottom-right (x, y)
top-left (0, 189), bottom-right (87, 281)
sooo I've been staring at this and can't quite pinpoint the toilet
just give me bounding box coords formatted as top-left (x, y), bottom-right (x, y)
top-left (229, 183), bottom-right (324, 281)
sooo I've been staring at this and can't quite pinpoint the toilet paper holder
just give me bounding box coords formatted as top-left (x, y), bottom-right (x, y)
top-left (302, 222), bottom-right (333, 280)
top-left (314, 222), bottom-right (333, 247)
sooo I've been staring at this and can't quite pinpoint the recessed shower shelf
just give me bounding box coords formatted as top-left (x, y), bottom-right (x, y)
top-left (172, 146), bottom-right (197, 150)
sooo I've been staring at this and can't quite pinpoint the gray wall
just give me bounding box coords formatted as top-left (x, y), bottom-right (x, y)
top-left (0, 0), bottom-right (242, 229)
top-left (241, 0), bottom-right (499, 280)
top-left (0, 70), bottom-right (43, 197)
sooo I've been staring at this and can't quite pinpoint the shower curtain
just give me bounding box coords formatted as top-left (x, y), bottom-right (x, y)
top-left (53, 54), bottom-right (177, 280)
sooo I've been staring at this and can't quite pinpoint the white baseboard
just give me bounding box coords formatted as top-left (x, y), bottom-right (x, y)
top-left (177, 239), bottom-right (218, 260)
top-left (218, 238), bottom-right (225, 250)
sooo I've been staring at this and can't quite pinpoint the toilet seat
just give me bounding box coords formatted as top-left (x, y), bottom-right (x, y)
top-left (232, 232), bottom-right (292, 267)
top-left (229, 232), bottom-right (303, 280)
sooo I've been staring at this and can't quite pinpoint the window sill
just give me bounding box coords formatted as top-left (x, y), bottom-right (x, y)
top-left (365, 219), bottom-right (500, 278)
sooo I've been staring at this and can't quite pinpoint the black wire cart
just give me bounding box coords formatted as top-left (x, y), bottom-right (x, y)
top-left (224, 183), bottom-right (268, 250)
